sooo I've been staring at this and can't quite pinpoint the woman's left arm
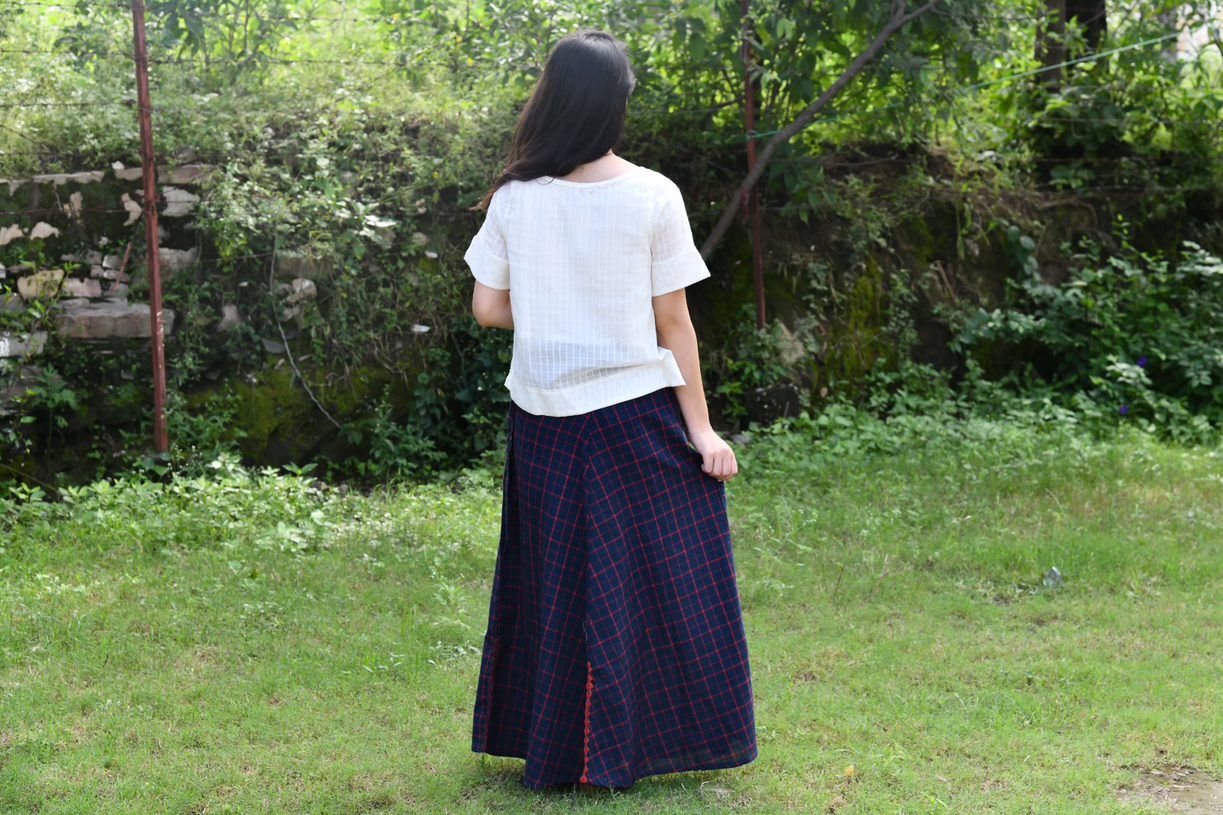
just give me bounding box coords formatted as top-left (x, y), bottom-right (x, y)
top-left (472, 281), bottom-right (514, 329)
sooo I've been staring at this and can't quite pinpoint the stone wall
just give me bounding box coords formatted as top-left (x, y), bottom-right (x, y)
top-left (0, 162), bottom-right (214, 414)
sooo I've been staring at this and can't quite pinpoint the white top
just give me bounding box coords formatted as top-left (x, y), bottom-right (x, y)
top-left (463, 165), bottom-right (712, 416)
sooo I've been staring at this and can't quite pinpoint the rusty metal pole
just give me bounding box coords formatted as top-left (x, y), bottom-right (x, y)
top-left (742, 0), bottom-right (766, 329)
top-left (130, 0), bottom-right (169, 454)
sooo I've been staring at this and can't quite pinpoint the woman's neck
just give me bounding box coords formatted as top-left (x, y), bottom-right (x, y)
top-left (555, 152), bottom-right (637, 183)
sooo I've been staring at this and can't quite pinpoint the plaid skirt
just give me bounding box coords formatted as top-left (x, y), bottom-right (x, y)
top-left (471, 385), bottom-right (757, 790)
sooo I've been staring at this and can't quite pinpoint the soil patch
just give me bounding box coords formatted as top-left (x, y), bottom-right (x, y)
top-left (1118, 766), bottom-right (1223, 814)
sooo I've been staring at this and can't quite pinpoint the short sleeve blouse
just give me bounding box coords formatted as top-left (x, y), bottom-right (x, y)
top-left (463, 166), bottom-right (711, 416)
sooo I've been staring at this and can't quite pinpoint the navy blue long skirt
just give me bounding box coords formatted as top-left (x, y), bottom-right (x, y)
top-left (471, 385), bottom-right (757, 790)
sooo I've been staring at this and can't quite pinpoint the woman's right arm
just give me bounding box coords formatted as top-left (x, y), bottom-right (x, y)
top-left (472, 281), bottom-right (514, 329)
top-left (653, 288), bottom-right (738, 482)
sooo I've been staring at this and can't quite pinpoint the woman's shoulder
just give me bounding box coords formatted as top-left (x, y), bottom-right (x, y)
top-left (631, 168), bottom-right (690, 211)
top-left (494, 165), bottom-right (676, 216)
top-left (505, 163), bottom-right (673, 189)
top-left (630, 164), bottom-right (676, 189)
top-left (485, 180), bottom-right (513, 213)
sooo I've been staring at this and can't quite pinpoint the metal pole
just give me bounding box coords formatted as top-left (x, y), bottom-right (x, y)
top-left (130, 0), bottom-right (169, 454)
top-left (742, 0), bottom-right (766, 329)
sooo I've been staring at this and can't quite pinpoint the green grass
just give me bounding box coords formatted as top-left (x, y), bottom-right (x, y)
top-left (2, 418), bottom-right (1221, 813)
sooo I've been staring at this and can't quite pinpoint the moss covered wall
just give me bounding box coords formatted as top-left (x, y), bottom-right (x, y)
top-left (4, 147), bottom-right (1223, 484)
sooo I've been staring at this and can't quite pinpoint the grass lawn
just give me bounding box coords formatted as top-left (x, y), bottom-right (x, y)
top-left (2, 418), bottom-right (1221, 813)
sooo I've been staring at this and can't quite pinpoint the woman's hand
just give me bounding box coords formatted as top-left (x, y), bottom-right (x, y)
top-left (689, 427), bottom-right (738, 482)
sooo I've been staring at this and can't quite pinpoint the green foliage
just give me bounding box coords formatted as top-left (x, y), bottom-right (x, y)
top-left (191, 112), bottom-right (430, 369)
top-left (164, 386), bottom-right (249, 471)
top-left (333, 385), bottom-right (447, 484)
top-left (1, 0), bottom-right (1221, 487)
top-left (0, 450), bottom-right (338, 555)
top-left (709, 302), bottom-right (807, 423)
top-left (953, 231), bottom-right (1223, 444)
top-left (145, 0), bottom-right (303, 70)
top-left (991, 1), bottom-right (1223, 213)
top-left (13, 365), bottom-right (80, 448)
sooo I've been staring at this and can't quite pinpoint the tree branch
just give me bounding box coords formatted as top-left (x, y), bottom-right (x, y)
top-left (699, 0), bottom-right (940, 259)
top-left (269, 238), bottom-right (343, 431)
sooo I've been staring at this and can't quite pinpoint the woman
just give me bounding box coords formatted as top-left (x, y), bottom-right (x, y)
top-left (464, 28), bottom-right (757, 792)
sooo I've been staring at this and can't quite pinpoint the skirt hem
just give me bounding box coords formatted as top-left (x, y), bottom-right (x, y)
top-left (472, 744), bottom-right (759, 791)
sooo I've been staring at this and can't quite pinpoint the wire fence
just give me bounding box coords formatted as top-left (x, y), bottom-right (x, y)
top-left (1, 5), bottom-right (1219, 202)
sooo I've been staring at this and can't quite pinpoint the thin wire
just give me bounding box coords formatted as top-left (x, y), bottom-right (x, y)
top-left (0, 0), bottom-right (105, 6)
top-left (0, 47), bottom-right (81, 54)
top-left (763, 183), bottom-right (1221, 217)
top-left (149, 54), bottom-right (432, 67)
top-left (0, 207), bottom-right (137, 216)
top-left (932, 8), bottom-right (1049, 23)
top-left (0, 48), bottom-right (440, 70)
top-left (195, 12), bottom-right (435, 27)
top-left (0, 98), bottom-right (409, 114)
top-left (0, 101), bottom-right (132, 108)
top-left (0, 1), bottom-right (434, 23)
top-left (771, 153), bottom-right (1223, 168)
top-left (964, 30), bottom-right (1185, 91)
top-left (739, 29), bottom-right (1187, 142)
top-left (0, 3), bottom-right (449, 41)
top-left (0, 0), bottom-right (1061, 23)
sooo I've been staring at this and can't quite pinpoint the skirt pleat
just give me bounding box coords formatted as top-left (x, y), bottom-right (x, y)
top-left (471, 386), bottom-right (757, 790)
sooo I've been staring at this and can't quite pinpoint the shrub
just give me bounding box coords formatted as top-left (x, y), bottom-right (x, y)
top-left (953, 233), bottom-right (1223, 444)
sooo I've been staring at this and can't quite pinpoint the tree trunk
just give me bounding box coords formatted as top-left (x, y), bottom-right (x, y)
top-left (1067, 0), bottom-right (1107, 53)
top-left (1036, 0), bottom-right (1067, 90)
top-left (1036, 0), bottom-right (1107, 91)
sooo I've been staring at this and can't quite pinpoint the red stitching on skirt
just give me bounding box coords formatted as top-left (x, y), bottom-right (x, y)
top-left (487, 636), bottom-right (499, 695)
top-left (579, 660), bottom-right (593, 784)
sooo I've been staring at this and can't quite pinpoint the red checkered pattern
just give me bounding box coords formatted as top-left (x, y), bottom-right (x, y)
top-left (472, 386), bottom-right (757, 790)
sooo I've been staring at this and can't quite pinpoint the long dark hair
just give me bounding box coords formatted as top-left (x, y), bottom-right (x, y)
top-left (470, 28), bottom-right (636, 212)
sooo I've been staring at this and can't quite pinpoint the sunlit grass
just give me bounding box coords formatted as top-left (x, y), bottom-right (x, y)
top-left (2, 420), bottom-right (1221, 813)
